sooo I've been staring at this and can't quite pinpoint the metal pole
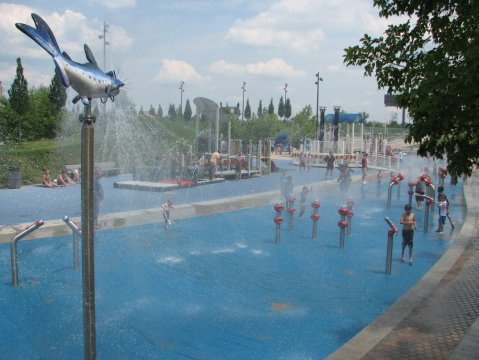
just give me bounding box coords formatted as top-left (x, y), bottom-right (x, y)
top-left (80, 101), bottom-right (96, 360)
top-left (10, 220), bottom-right (44, 288)
top-left (179, 81), bottom-right (184, 115)
top-left (319, 106), bottom-right (326, 152)
top-left (315, 74), bottom-right (319, 139)
top-left (284, 83), bottom-right (288, 121)
top-left (241, 82), bottom-right (246, 122)
top-left (384, 216), bottom-right (398, 275)
top-left (385, 232), bottom-right (394, 274)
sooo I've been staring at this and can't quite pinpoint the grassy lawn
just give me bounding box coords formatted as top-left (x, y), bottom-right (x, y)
top-left (0, 137), bottom-right (81, 187)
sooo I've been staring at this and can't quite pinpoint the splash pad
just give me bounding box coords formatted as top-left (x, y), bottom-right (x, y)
top-left (0, 165), bottom-right (465, 359)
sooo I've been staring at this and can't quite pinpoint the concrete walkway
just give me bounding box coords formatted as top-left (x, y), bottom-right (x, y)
top-left (327, 170), bottom-right (479, 360)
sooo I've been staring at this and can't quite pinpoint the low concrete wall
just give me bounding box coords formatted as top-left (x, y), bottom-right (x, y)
top-left (0, 174), bottom-right (367, 244)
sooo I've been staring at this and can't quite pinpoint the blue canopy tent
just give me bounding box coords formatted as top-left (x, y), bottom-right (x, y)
top-left (324, 113), bottom-right (365, 123)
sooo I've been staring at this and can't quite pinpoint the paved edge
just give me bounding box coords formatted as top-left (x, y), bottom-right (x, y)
top-left (325, 171), bottom-right (479, 360)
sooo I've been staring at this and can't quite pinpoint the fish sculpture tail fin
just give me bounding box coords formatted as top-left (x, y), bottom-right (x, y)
top-left (15, 13), bottom-right (60, 58)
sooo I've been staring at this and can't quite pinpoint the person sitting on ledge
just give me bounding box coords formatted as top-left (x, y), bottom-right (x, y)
top-left (42, 168), bottom-right (58, 188)
top-left (59, 170), bottom-right (76, 185)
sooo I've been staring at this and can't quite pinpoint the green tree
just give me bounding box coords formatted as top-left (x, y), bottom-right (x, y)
top-left (48, 69), bottom-right (67, 113)
top-left (27, 86), bottom-right (60, 139)
top-left (177, 105), bottom-right (183, 120)
top-left (244, 99), bottom-right (251, 120)
top-left (243, 113), bottom-right (282, 142)
top-left (257, 100), bottom-right (263, 118)
top-left (285, 98), bottom-right (292, 120)
top-left (234, 102), bottom-right (241, 116)
top-left (149, 104), bottom-right (156, 116)
top-left (184, 99), bottom-right (192, 121)
top-left (268, 98), bottom-right (274, 115)
top-left (8, 58), bottom-right (29, 142)
top-left (344, 0), bottom-right (479, 176)
top-left (278, 96), bottom-right (285, 119)
top-left (0, 97), bottom-right (16, 142)
top-left (168, 104), bottom-right (176, 118)
top-left (290, 105), bottom-right (315, 146)
top-left (157, 104), bottom-right (163, 118)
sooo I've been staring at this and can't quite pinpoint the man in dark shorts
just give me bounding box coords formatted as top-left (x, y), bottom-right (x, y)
top-left (324, 151), bottom-right (335, 179)
top-left (400, 204), bottom-right (416, 265)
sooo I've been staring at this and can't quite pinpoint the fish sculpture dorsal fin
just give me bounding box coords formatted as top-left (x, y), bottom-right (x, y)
top-left (84, 44), bottom-right (98, 66)
top-left (62, 51), bottom-right (72, 61)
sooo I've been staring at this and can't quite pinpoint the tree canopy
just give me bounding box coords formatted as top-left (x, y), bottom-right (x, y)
top-left (244, 99), bottom-right (251, 120)
top-left (278, 96), bottom-right (285, 119)
top-left (268, 98), bottom-right (275, 115)
top-left (257, 100), bottom-right (263, 118)
top-left (344, 0), bottom-right (479, 176)
top-left (184, 99), bottom-right (192, 121)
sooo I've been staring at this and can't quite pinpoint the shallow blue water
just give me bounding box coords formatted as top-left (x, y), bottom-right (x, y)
top-left (0, 176), bottom-right (464, 359)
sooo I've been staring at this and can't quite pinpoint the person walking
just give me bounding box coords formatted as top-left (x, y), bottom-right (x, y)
top-left (162, 199), bottom-right (174, 230)
top-left (400, 204), bottom-right (416, 265)
top-left (415, 177), bottom-right (425, 209)
top-left (324, 151), bottom-right (335, 180)
top-left (235, 153), bottom-right (244, 180)
top-left (298, 186), bottom-right (313, 218)
top-left (284, 176), bottom-right (294, 208)
top-left (361, 153), bottom-right (369, 184)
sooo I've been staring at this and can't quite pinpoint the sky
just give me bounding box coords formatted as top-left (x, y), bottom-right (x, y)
top-left (0, 0), bottom-right (404, 122)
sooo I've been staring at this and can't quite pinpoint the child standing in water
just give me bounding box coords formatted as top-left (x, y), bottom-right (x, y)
top-left (298, 186), bottom-right (313, 218)
top-left (435, 193), bottom-right (448, 234)
top-left (400, 204), bottom-right (416, 265)
top-left (162, 199), bottom-right (174, 229)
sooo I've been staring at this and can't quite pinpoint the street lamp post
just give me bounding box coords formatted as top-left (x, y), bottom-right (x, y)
top-left (98, 21), bottom-right (109, 70)
top-left (284, 83), bottom-right (288, 121)
top-left (179, 81), bottom-right (185, 115)
top-left (315, 73), bottom-right (323, 139)
top-left (241, 81), bottom-right (246, 122)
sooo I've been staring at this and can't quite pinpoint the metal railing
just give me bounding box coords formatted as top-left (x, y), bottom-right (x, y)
top-left (10, 220), bottom-right (45, 288)
top-left (63, 216), bottom-right (81, 271)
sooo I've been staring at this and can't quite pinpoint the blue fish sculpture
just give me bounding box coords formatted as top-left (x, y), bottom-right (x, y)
top-left (16, 13), bottom-right (124, 105)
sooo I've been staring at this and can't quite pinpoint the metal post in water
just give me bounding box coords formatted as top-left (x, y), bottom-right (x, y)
top-left (396, 173), bottom-right (404, 200)
top-left (407, 181), bottom-right (416, 208)
top-left (396, 178), bottom-right (401, 200)
top-left (80, 101), bottom-right (97, 360)
top-left (273, 203), bottom-right (284, 244)
top-left (311, 200), bottom-right (321, 240)
top-left (438, 167), bottom-right (446, 187)
top-left (387, 181), bottom-right (395, 209)
top-left (287, 195), bottom-right (296, 231)
top-left (387, 174), bottom-right (402, 209)
top-left (424, 198), bottom-right (432, 232)
top-left (346, 198), bottom-right (354, 236)
top-left (338, 207), bottom-right (349, 248)
top-left (10, 220), bottom-right (44, 287)
top-left (63, 216), bottom-right (81, 271)
top-left (384, 217), bottom-right (398, 274)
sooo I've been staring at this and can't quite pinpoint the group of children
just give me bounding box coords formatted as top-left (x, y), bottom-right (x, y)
top-left (42, 167), bottom-right (79, 188)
